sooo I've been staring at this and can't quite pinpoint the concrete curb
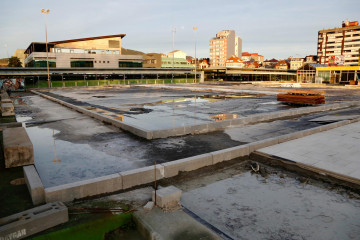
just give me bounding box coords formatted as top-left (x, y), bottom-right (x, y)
top-left (23, 165), bottom-right (45, 205)
top-left (0, 202), bottom-right (68, 240)
top-left (31, 90), bottom-right (360, 140)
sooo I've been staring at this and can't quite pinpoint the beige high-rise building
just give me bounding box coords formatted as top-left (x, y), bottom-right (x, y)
top-left (209, 30), bottom-right (242, 67)
top-left (317, 20), bottom-right (360, 66)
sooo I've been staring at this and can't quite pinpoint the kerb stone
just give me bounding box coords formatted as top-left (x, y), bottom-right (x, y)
top-left (23, 165), bottom-right (45, 205)
top-left (45, 173), bottom-right (122, 203)
top-left (161, 154), bottom-right (213, 178)
top-left (121, 165), bottom-right (164, 190)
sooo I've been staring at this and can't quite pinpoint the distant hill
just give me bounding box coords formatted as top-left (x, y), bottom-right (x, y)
top-left (121, 48), bottom-right (145, 55)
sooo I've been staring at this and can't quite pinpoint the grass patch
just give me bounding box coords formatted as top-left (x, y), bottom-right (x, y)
top-left (31, 200), bottom-right (135, 240)
top-left (31, 213), bottom-right (134, 240)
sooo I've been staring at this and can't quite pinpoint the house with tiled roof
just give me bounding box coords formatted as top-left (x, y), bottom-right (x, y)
top-left (226, 55), bottom-right (245, 68)
top-left (275, 60), bottom-right (290, 70)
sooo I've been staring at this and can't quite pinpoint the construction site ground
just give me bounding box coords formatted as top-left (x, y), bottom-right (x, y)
top-left (1, 82), bottom-right (360, 239)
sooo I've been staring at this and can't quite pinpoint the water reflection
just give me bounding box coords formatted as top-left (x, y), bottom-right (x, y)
top-left (210, 114), bottom-right (239, 121)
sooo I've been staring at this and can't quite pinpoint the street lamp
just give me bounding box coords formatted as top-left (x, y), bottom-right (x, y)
top-left (171, 27), bottom-right (176, 83)
top-left (193, 26), bottom-right (198, 83)
top-left (41, 9), bottom-right (50, 88)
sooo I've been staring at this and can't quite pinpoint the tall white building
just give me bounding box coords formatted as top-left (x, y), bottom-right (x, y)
top-left (209, 30), bottom-right (242, 67)
top-left (317, 20), bottom-right (360, 66)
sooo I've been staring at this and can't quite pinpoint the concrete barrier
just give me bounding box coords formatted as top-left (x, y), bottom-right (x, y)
top-left (23, 165), bottom-right (45, 205)
top-left (45, 173), bottom-right (122, 203)
top-left (0, 202), bottom-right (68, 240)
top-left (161, 154), bottom-right (212, 178)
top-left (3, 127), bottom-right (34, 168)
top-left (121, 165), bottom-right (164, 189)
top-left (1, 102), bottom-right (14, 117)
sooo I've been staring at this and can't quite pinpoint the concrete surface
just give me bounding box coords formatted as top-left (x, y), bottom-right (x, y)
top-left (180, 168), bottom-right (360, 240)
top-left (133, 207), bottom-right (222, 240)
top-left (0, 202), bottom-right (68, 240)
top-left (23, 165), bottom-right (45, 205)
top-left (258, 120), bottom-right (360, 183)
top-left (152, 186), bottom-right (182, 209)
top-left (3, 127), bottom-right (34, 168)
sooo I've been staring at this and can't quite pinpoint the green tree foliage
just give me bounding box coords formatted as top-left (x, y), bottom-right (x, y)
top-left (7, 56), bottom-right (22, 67)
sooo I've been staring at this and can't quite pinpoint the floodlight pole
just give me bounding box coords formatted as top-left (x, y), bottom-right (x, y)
top-left (41, 9), bottom-right (50, 88)
top-left (193, 27), bottom-right (198, 83)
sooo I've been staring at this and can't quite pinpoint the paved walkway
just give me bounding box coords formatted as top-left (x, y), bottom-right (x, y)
top-left (258, 120), bottom-right (360, 183)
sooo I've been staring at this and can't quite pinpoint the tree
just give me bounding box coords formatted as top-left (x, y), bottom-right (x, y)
top-left (7, 56), bottom-right (22, 67)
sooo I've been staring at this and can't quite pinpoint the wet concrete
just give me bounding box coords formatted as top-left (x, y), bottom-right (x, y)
top-left (39, 88), bottom-right (294, 131)
top-left (179, 162), bottom-right (360, 240)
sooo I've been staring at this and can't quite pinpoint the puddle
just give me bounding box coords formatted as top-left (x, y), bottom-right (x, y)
top-left (181, 168), bottom-right (360, 240)
top-left (25, 126), bottom-right (148, 188)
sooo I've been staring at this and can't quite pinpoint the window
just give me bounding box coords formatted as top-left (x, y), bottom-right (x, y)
top-left (70, 61), bottom-right (93, 68)
top-left (103, 61), bottom-right (105, 63)
top-left (107, 61), bottom-right (110, 63)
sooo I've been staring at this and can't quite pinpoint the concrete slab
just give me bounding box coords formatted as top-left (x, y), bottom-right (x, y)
top-left (3, 127), bottom-right (34, 168)
top-left (0, 202), bottom-right (68, 240)
top-left (258, 120), bottom-right (360, 184)
top-left (23, 165), bottom-right (45, 205)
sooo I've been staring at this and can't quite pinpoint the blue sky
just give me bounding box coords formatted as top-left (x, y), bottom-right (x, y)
top-left (0, 0), bottom-right (359, 60)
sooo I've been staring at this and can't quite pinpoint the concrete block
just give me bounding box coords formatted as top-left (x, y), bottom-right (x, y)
top-left (162, 153), bottom-right (213, 178)
top-left (0, 202), bottom-right (68, 240)
top-left (207, 120), bottom-right (231, 132)
top-left (23, 165), bottom-right (45, 205)
top-left (152, 186), bottom-right (181, 209)
top-left (45, 173), bottom-right (122, 203)
top-left (121, 165), bottom-right (164, 190)
top-left (212, 145), bottom-right (250, 164)
top-left (3, 127), bottom-right (34, 168)
top-left (248, 137), bottom-right (279, 152)
top-left (230, 117), bottom-right (245, 126)
top-left (143, 201), bottom-right (154, 211)
top-left (1, 102), bottom-right (14, 116)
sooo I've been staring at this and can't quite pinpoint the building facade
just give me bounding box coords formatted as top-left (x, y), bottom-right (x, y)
top-left (226, 55), bottom-right (245, 68)
top-left (290, 58), bottom-right (304, 70)
top-left (209, 30), bottom-right (242, 67)
top-left (143, 52), bottom-right (192, 68)
top-left (24, 34), bottom-right (143, 68)
top-left (317, 20), bottom-right (360, 66)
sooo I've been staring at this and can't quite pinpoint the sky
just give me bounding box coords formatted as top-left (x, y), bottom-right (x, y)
top-left (0, 0), bottom-right (359, 60)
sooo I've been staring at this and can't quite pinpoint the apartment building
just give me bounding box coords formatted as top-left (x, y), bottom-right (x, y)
top-left (24, 34), bottom-right (143, 68)
top-left (290, 58), bottom-right (304, 70)
top-left (317, 20), bottom-right (360, 66)
top-left (209, 30), bottom-right (242, 67)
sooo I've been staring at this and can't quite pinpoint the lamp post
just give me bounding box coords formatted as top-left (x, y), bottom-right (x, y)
top-left (41, 9), bottom-right (50, 88)
top-left (171, 27), bottom-right (176, 83)
top-left (193, 27), bottom-right (198, 83)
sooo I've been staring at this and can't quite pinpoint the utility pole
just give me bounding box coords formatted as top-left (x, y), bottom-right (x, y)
top-left (193, 27), bottom-right (198, 83)
top-left (41, 9), bottom-right (50, 88)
